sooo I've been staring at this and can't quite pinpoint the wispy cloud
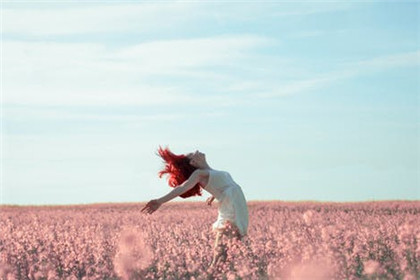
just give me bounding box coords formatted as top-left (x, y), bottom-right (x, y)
top-left (3, 2), bottom-right (354, 37)
top-left (248, 71), bottom-right (354, 99)
top-left (116, 35), bottom-right (271, 73)
top-left (4, 40), bottom-right (418, 109)
top-left (272, 2), bottom-right (354, 17)
top-left (3, 2), bottom-right (200, 36)
top-left (3, 35), bottom-right (271, 106)
top-left (292, 30), bottom-right (325, 38)
top-left (349, 50), bottom-right (420, 70)
top-left (3, 2), bottom-right (417, 115)
top-left (242, 49), bottom-right (420, 99)
top-left (4, 105), bottom-right (226, 123)
top-left (2, 1), bottom-right (359, 111)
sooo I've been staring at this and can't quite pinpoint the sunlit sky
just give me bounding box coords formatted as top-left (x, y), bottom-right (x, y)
top-left (1, 1), bottom-right (419, 205)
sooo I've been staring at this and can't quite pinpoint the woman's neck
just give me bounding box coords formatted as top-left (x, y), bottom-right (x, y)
top-left (199, 163), bottom-right (212, 170)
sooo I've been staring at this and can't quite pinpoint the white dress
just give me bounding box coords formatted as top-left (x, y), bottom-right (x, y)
top-left (204, 169), bottom-right (249, 237)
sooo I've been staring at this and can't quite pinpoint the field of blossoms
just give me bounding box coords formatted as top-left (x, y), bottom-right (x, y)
top-left (0, 200), bottom-right (419, 280)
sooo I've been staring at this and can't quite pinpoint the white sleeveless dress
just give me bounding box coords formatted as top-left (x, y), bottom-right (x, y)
top-left (204, 169), bottom-right (249, 237)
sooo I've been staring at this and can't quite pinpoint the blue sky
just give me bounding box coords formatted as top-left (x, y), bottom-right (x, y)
top-left (1, 1), bottom-right (419, 205)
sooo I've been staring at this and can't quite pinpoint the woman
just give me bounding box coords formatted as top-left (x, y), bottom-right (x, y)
top-left (141, 147), bottom-right (249, 268)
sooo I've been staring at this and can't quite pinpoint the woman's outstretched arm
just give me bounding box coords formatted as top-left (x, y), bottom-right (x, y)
top-left (141, 170), bottom-right (202, 214)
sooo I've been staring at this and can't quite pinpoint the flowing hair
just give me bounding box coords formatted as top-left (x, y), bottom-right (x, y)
top-left (157, 146), bottom-right (203, 198)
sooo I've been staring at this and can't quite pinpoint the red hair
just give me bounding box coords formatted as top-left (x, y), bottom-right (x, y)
top-left (157, 146), bottom-right (203, 198)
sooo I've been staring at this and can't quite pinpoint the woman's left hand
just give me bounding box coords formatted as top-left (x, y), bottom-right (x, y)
top-left (206, 196), bottom-right (215, 206)
top-left (141, 199), bottom-right (162, 214)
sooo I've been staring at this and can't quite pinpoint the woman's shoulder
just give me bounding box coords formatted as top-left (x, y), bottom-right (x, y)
top-left (193, 168), bottom-right (220, 178)
top-left (194, 168), bottom-right (229, 177)
top-left (192, 169), bottom-right (211, 177)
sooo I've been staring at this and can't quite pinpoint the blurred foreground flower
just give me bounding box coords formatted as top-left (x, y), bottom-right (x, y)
top-left (302, 210), bottom-right (314, 226)
top-left (0, 262), bottom-right (14, 280)
top-left (287, 259), bottom-right (334, 280)
top-left (113, 227), bottom-right (154, 280)
top-left (363, 259), bottom-right (381, 275)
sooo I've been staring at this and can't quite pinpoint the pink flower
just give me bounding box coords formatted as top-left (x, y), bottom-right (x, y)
top-left (113, 227), bottom-right (154, 280)
top-left (403, 273), bottom-right (417, 280)
top-left (363, 260), bottom-right (380, 275)
top-left (286, 259), bottom-right (334, 280)
top-left (302, 211), bottom-right (314, 226)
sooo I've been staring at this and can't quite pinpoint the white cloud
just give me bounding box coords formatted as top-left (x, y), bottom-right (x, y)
top-left (273, 2), bottom-right (354, 17)
top-left (350, 50), bottom-right (420, 69)
top-left (3, 105), bottom-right (226, 123)
top-left (1, 1), bottom-right (359, 109)
top-left (116, 35), bottom-right (269, 71)
top-left (252, 72), bottom-right (353, 99)
top-left (292, 30), bottom-right (325, 38)
top-left (4, 38), bottom-right (417, 109)
top-left (250, 50), bottom-right (420, 99)
top-left (2, 2), bottom-right (201, 36)
top-left (3, 35), bottom-right (270, 106)
top-left (2, 2), bottom-right (354, 37)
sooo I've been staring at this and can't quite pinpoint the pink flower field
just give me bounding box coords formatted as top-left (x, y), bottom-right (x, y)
top-left (0, 201), bottom-right (419, 280)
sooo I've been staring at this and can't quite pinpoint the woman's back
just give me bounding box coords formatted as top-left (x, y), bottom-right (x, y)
top-left (204, 169), bottom-right (240, 201)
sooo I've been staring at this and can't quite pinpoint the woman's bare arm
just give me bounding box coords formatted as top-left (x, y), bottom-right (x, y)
top-left (157, 170), bottom-right (202, 204)
top-left (141, 170), bottom-right (204, 214)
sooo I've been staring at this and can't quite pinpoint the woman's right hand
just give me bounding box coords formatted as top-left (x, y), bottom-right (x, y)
top-left (141, 199), bottom-right (162, 214)
top-left (206, 196), bottom-right (215, 206)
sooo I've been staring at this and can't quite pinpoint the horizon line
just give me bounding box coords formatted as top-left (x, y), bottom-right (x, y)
top-left (1, 199), bottom-right (419, 208)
